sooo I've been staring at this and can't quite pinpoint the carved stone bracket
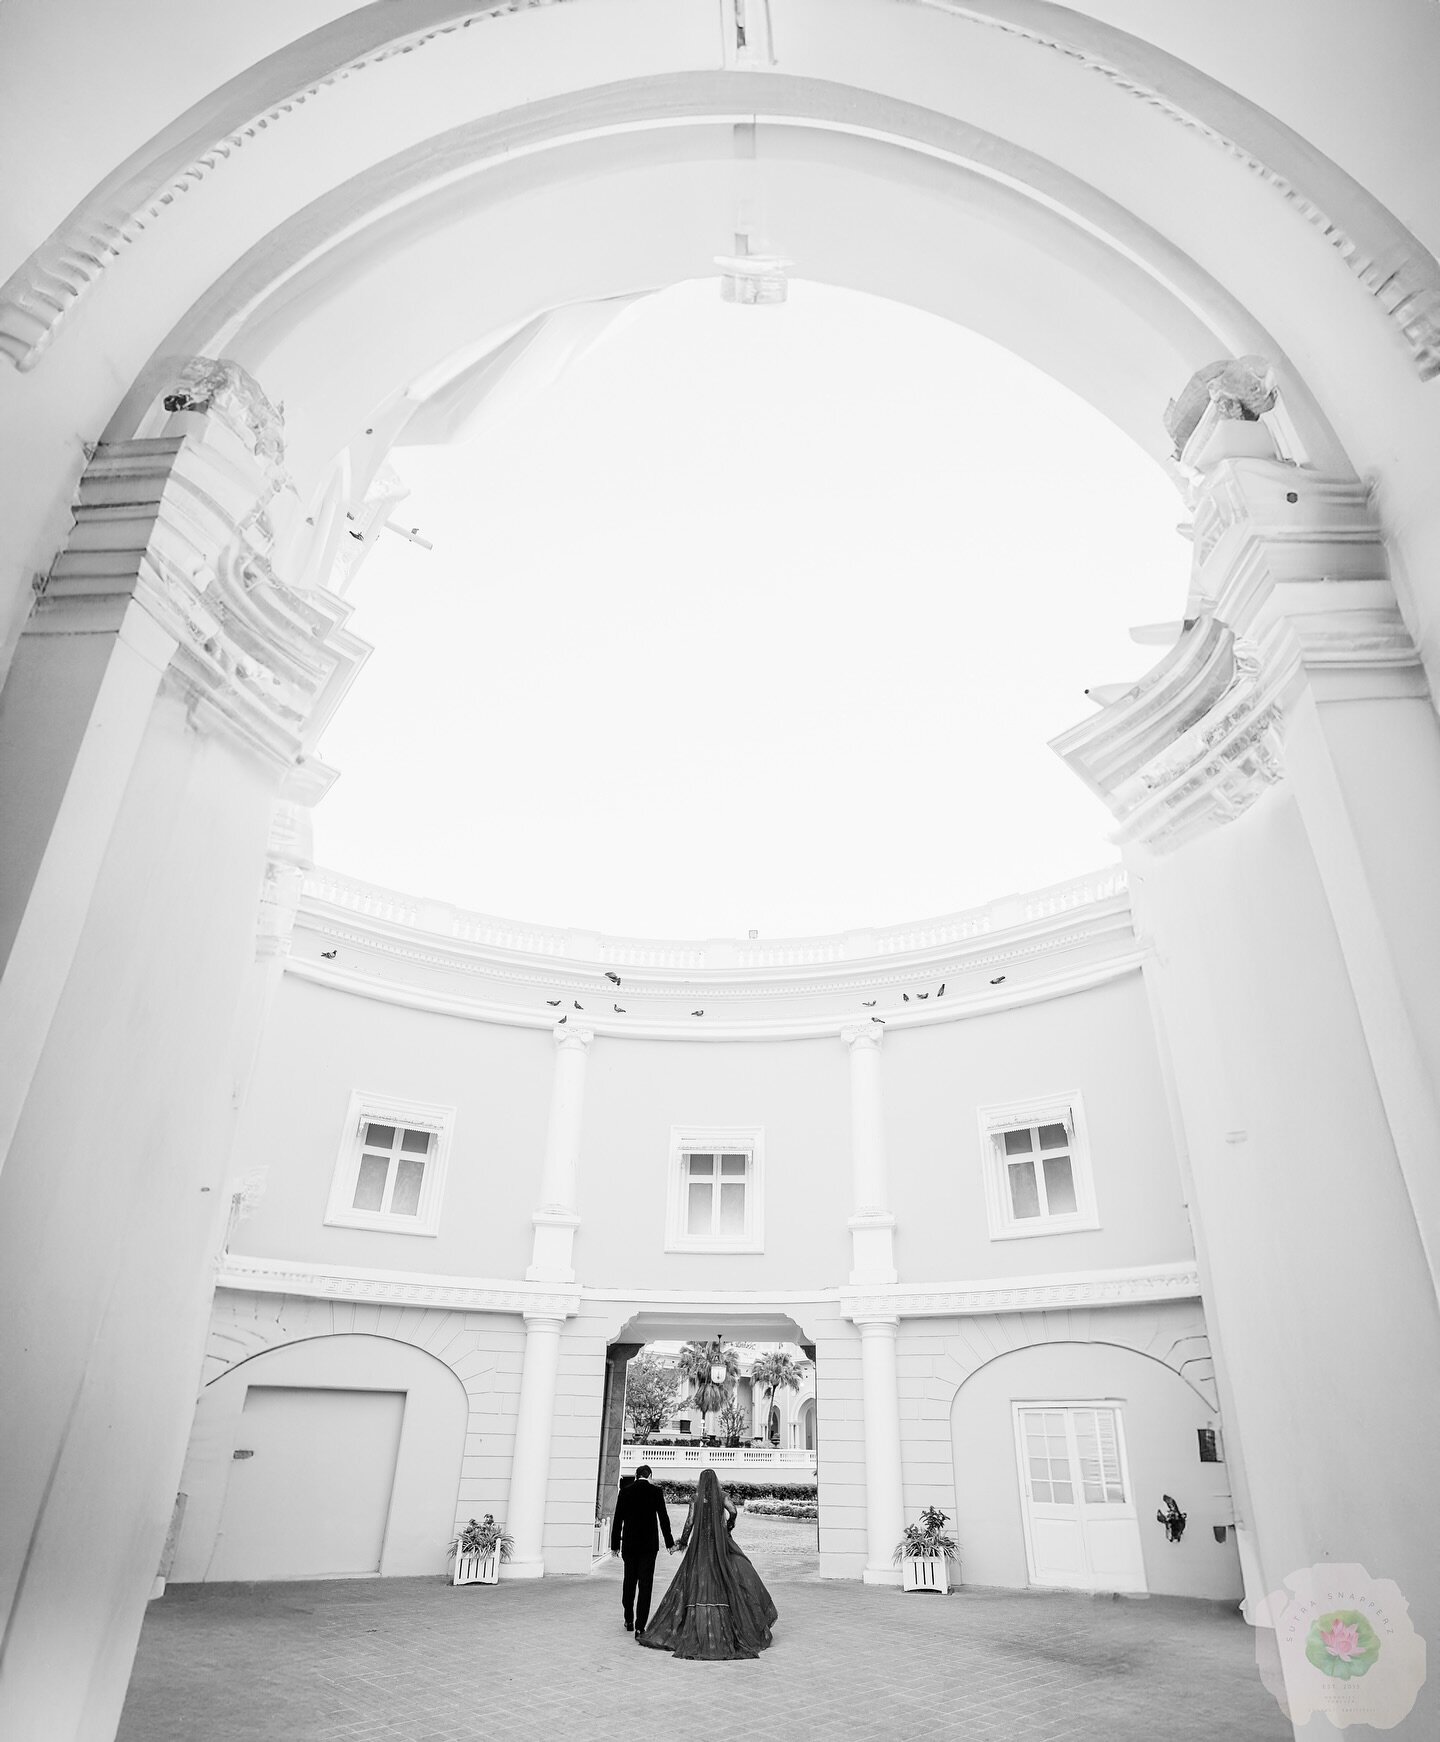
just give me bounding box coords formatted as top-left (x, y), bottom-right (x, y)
top-left (1054, 612), bottom-right (1296, 854)
top-left (1053, 389), bottom-right (1423, 853)
top-left (32, 362), bottom-right (370, 779)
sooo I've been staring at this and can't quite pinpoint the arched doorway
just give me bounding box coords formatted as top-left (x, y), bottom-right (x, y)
top-left (950, 1340), bottom-right (1239, 1602)
top-left (173, 1333), bottom-right (470, 1583)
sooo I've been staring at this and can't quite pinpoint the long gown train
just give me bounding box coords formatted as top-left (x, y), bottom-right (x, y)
top-left (636, 1468), bottom-right (778, 1659)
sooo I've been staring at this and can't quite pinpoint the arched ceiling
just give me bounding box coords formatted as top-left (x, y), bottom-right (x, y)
top-left (4, 1), bottom-right (1440, 674)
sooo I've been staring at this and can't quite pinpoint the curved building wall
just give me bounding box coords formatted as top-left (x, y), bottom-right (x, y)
top-left (225, 955), bottom-right (1186, 1293)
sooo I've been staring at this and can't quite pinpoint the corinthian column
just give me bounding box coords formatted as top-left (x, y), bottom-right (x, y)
top-left (526, 1022), bottom-right (593, 1282)
top-left (841, 1024), bottom-right (896, 1285)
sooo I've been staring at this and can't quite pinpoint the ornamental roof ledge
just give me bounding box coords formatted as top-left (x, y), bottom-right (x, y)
top-left (301, 863), bottom-right (1130, 972)
top-left (285, 865), bottom-right (1140, 1036)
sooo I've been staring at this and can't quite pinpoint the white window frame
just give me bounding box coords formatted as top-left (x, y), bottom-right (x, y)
top-left (324, 1091), bottom-right (455, 1237)
top-left (976, 1093), bottom-right (1098, 1240)
top-left (665, 1125), bottom-right (764, 1253)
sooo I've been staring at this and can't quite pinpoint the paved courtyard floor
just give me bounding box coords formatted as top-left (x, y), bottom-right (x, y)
top-left (119, 1516), bottom-right (1289, 1742)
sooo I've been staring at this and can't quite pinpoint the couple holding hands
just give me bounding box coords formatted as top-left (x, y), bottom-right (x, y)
top-left (609, 1465), bottom-right (778, 1659)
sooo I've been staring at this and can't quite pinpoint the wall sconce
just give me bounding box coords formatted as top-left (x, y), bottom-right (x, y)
top-left (1156, 1495), bottom-right (1188, 1542)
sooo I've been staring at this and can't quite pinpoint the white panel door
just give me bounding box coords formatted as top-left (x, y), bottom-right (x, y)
top-left (209, 1386), bottom-right (405, 1580)
top-left (1014, 1404), bottom-right (1146, 1594)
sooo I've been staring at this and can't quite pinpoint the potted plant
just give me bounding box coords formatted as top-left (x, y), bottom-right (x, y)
top-left (448, 1515), bottom-right (514, 1586)
top-left (893, 1506), bottom-right (959, 1594)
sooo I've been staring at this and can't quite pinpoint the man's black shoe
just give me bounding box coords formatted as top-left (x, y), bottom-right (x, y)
top-left (623, 1619), bottom-right (633, 1631)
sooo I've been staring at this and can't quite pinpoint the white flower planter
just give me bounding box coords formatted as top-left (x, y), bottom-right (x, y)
top-left (902, 1554), bottom-right (951, 1594)
top-left (452, 1549), bottom-right (501, 1586)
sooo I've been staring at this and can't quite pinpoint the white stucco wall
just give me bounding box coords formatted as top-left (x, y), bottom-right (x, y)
top-left (229, 978), bottom-right (551, 1279)
top-left (943, 1328), bottom-right (1240, 1601)
top-left (226, 962), bottom-right (1191, 1295)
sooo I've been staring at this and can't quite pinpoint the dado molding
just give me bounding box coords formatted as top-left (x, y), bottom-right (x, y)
top-left (215, 1253), bottom-right (581, 1320)
top-left (216, 1253), bottom-right (1198, 1324)
top-left (840, 1261), bottom-right (1201, 1322)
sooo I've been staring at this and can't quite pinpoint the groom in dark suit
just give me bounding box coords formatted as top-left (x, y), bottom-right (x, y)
top-left (610, 1464), bottom-right (674, 1637)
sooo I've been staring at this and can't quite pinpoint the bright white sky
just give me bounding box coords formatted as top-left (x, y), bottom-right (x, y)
top-left (313, 279), bottom-right (1190, 939)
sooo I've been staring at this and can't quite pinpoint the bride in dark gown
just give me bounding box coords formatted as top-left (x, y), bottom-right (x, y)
top-left (637, 1468), bottom-right (778, 1658)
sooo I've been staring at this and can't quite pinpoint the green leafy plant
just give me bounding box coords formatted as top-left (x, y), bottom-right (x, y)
top-left (749, 1351), bottom-right (806, 1446)
top-left (624, 1352), bottom-right (682, 1443)
top-left (745, 1497), bottom-right (818, 1519)
top-left (717, 1397), bottom-right (750, 1446)
top-left (676, 1337), bottom-right (743, 1435)
top-left (658, 1479), bottom-right (816, 1504)
top-left (893, 1505), bottom-right (959, 1565)
top-left (448, 1515), bottom-right (515, 1562)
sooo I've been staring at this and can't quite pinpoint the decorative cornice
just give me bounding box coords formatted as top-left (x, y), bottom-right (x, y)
top-left (283, 945), bottom-right (1147, 1040)
top-left (922, 3), bottom-right (1440, 378)
top-left (0, 3), bottom-right (575, 371)
top-left (214, 1252), bottom-right (580, 1318)
top-left (302, 864), bottom-right (1130, 978)
top-left (6, 4), bottom-right (1435, 379)
top-left (840, 1260), bottom-right (1201, 1321)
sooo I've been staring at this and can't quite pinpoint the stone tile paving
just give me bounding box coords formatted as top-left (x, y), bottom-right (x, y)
top-left (119, 1518), bottom-right (1289, 1742)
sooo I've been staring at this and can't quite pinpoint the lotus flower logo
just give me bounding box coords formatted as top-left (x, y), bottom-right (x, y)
top-left (1306, 1610), bottom-right (1382, 1680)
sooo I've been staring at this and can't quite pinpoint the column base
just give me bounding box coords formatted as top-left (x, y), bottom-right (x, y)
top-left (862, 1566), bottom-right (903, 1587)
top-left (498, 1558), bottom-right (546, 1581)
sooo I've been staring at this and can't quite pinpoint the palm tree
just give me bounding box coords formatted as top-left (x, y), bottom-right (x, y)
top-left (749, 1351), bottom-right (805, 1446)
top-left (676, 1337), bottom-right (742, 1440)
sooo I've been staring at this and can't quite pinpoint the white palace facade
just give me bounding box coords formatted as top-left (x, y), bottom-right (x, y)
top-left (3, 5), bottom-right (1440, 1739)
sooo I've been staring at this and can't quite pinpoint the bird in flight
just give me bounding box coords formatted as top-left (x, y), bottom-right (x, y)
top-left (989, 975), bottom-right (1006, 985)
top-left (691, 1010), bottom-right (705, 1017)
top-left (614, 1004), bottom-right (626, 1013)
top-left (902, 993), bottom-right (910, 1002)
top-left (321, 949), bottom-right (337, 960)
top-left (574, 1001), bottom-right (584, 1010)
top-left (546, 999), bottom-right (561, 1006)
top-left (862, 1000), bottom-right (876, 1007)
top-left (605, 972), bottom-right (622, 986)
top-left (557, 1013), bottom-right (567, 1024)
top-left (937, 983), bottom-right (945, 997)
top-left (871, 1015), bottom-right (885, 1024)
top-left (917, 992), bottom-right (929, 1000)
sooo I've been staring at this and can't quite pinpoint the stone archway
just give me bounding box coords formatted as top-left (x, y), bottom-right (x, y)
top-left (4, 12), bottom-right (1440, 1742)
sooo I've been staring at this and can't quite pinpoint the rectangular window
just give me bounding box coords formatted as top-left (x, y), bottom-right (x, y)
top-left (667, 1127), bottom-right (764, 1252)
top-left (325, 1093), bottom-right (455, 1236)
top-left (978, 1095), bottom-right (1098, 1240)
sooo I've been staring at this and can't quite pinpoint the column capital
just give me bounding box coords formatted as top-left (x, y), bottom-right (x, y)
top-left (841, 1022), bottom-right (884, 1052)
top-left (552, 1022), bottom-right (594, 1052)
top-left (853, 1314), bottom-right (900, 1335)
top-left (521, 1311), bottom-right (568, 1332)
